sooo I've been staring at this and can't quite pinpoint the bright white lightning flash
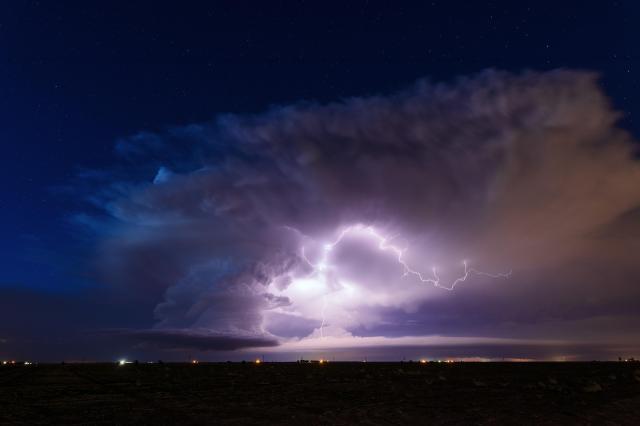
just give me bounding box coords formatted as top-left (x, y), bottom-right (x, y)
top-left (301, 225), bottom-right (511, 291)
top-left (293, 224), bottom-right (511, 338)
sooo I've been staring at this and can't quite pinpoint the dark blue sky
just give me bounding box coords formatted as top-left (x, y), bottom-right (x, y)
top-left (2, 1), bottom-right (640, 361)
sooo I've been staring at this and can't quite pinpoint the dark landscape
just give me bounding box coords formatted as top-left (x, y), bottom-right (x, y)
top-left (2, 362), bottom-right (640, 425)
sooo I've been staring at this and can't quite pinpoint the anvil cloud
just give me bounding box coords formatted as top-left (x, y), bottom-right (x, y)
top-left (86, 70), bottom-right (640, 355)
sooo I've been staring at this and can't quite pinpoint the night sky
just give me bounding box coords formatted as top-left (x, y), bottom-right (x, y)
top-left (2, 1), bottom-right (640, 362)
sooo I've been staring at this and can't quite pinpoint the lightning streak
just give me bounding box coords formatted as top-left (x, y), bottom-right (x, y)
top-left (320, 294), bottom-right (327, 339)
top-left (291, 224), bottom-right (511, 337)
top-left (302, 225), bottom-right (511, 290)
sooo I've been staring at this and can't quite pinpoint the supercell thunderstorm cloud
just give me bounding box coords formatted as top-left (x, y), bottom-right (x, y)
top-left (88, 70), bottom-right (640, 357)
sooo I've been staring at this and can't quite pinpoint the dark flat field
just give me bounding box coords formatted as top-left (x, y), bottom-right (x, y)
top-left (1, 362), bottom-right (640, 425)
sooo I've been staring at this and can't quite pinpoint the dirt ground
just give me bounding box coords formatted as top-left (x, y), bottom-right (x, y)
top-left (1, 361), bottom-right (639, 425)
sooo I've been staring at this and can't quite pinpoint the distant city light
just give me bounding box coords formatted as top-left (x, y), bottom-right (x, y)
top-left (255, 359), bottom-right (261, 364)
top-left (420, 359), bottom-right (427, 364)
top-left (118, 359), bottom-right (127, 366)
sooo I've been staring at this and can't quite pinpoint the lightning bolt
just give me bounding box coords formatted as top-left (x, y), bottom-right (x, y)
top-left (320, 294), bottom-right (327, 339)
top-left (290, 224), bottom-right (511, 337)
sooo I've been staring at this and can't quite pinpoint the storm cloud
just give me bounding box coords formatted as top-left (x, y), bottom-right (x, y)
top-left (84, 70), bottom-right (640, 354)
top-left (116, 328), bottom-right (280, 351)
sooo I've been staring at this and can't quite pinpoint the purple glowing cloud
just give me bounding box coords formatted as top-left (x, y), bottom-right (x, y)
top-left (83, 69), bottom-right (640, 354)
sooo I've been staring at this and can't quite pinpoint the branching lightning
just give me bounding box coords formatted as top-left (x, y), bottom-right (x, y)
top-left (301, 225), bottom-right (511, 290)
top-left (288, 224), bottom-right (511, 338)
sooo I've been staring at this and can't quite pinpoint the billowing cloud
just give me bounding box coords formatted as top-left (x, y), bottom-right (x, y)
top-left (84, 70), bottom-right (640, 354)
